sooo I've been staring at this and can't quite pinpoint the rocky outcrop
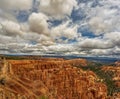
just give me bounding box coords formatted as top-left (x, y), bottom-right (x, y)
top-left (101, 65), bottom-right (120, 98)
top-left (102, 66), bottom-right (120, 85)
top-left (0, 58), bottom-right (108, 99)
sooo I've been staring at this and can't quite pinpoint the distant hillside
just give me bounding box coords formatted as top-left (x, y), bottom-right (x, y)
top-left (0, 54), bottom-right (119, 63)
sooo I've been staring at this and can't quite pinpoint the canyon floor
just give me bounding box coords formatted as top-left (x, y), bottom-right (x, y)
top-left (0, 55), bottom-right (120, 99)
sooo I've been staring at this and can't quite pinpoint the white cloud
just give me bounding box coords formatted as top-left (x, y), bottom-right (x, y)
top-left (22, 32), bottom-right (41, 43)
top-left (79, 38), bottom-right (114, 49)
top-left (0, 20), bottom-right (23, 36)
top-left (0, 35), bottom-right (13, 44)
top-left (0, 0), bottom-right (32, 10)
top-left (51, 21), bottom-right (78, 41)
top-left (77, 0), bottom-right (120, 35)
top-left (104, 32), bottom-right (120, 46)
top-left (88, 17), bottom-right (109, 35)
top-left (0, 10), bottom-right (17, 21)
top-left (90, 49), bottom-right (112, 56)
top-left (0, 0), bottom-right (32, 24)
top-left (38, 34), bottom-right (55, 46)
top-left (42, 44), bottom-right (77, 54)
top-left (39, 0), bottom-right (77, 19)
top-left (89, 7), bottom-right (120, 35)
top-left (113, 46), bottom-right (120, 54)
top-left (7, 43), bottom-right (25, 50)
top-left (22, 32), bottom-right (55, 46)
top-left (29, 13), bottom-right (50, 35)
top-left (0, 0), bottom-right (120, 57)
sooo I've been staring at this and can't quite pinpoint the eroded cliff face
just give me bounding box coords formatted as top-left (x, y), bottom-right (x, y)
top-left (0, 58), bottom-right (108, 99)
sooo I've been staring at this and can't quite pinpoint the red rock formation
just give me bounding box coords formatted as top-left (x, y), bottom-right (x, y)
top-left (0, 58), bottom-right (108, 99)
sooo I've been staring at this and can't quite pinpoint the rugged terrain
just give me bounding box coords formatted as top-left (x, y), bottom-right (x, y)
top-left (0, 56), bottom-right (120, 99)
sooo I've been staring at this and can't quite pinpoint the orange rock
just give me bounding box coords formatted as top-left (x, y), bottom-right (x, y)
top-left (0, 58), bottom-right (108, 99)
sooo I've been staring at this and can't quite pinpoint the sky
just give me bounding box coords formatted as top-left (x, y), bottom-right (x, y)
top-left (0, 0), bottom-right (120, 57)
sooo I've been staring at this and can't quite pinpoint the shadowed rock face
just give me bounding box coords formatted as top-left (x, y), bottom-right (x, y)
top-left (0, 58), bottom-right (108, 99)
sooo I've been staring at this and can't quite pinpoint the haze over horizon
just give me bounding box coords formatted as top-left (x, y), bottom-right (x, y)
top-left (0, 0), bottom-right (120, 57)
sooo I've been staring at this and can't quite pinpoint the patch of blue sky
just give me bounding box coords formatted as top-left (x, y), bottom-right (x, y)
top-left (48, 20), bottom-right (62, 27)
top-left (71, 9), bottom-right (86, 22)
top-left (16, 11), bottom-right (30, 22)
top-left (32, 0), bottom-right (39, 13)
top-left (91, 0), bottom-right (99, 7)
top-left (30, 41), bottom-right (37, 45)
top-left (77, 0), bottom-right (100, 7)
top-left (16, 0), bottom-right (39, 22)
top-left (78, 27), bottom-right (97, 38)
top-left (68, 39), bottom-right (77, 43)
top-left (60, 37), bottom-right (77, 43)
top-left (77, 0), bottom-right (90, 4)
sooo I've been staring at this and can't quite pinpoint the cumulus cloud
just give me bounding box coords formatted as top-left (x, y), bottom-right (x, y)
top-left (0, 0), bottom-right (32, 23)
top-left (38, 34), bottom-right (55, 46)
top-left (77, 0), bottom-right (120, 35)
top-left (39, 0), bottom-right (77, 19)
top-left (0, 10), bottom-right (17, 21)
top-left (88, 17), bottom-right (109, 35)
top-left (47, 44), bottom-right (75, 52)
top-left (0, 20), bottom-right (23, 36)
top-left (88, 7), bottom-right (120, 35)
top-left (51, 21), bottom-right (78, 41)
top-left (0, 0), bottom-right (32, 10)
top-left (104, 32), bottom-right (120, 46)
top-left (22, 32), bottom-right (41, 43)
top-left (29, 13), bottom-right (50, 35)
top-left (0, 0), bottom-right (120, 57)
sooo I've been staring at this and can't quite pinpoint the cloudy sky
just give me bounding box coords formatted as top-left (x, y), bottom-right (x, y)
top-left (0, 0), bottom-right (120, 57)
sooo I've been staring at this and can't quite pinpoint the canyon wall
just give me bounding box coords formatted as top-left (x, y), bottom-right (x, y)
top-left (0, 58), bottom-right (112, 99)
